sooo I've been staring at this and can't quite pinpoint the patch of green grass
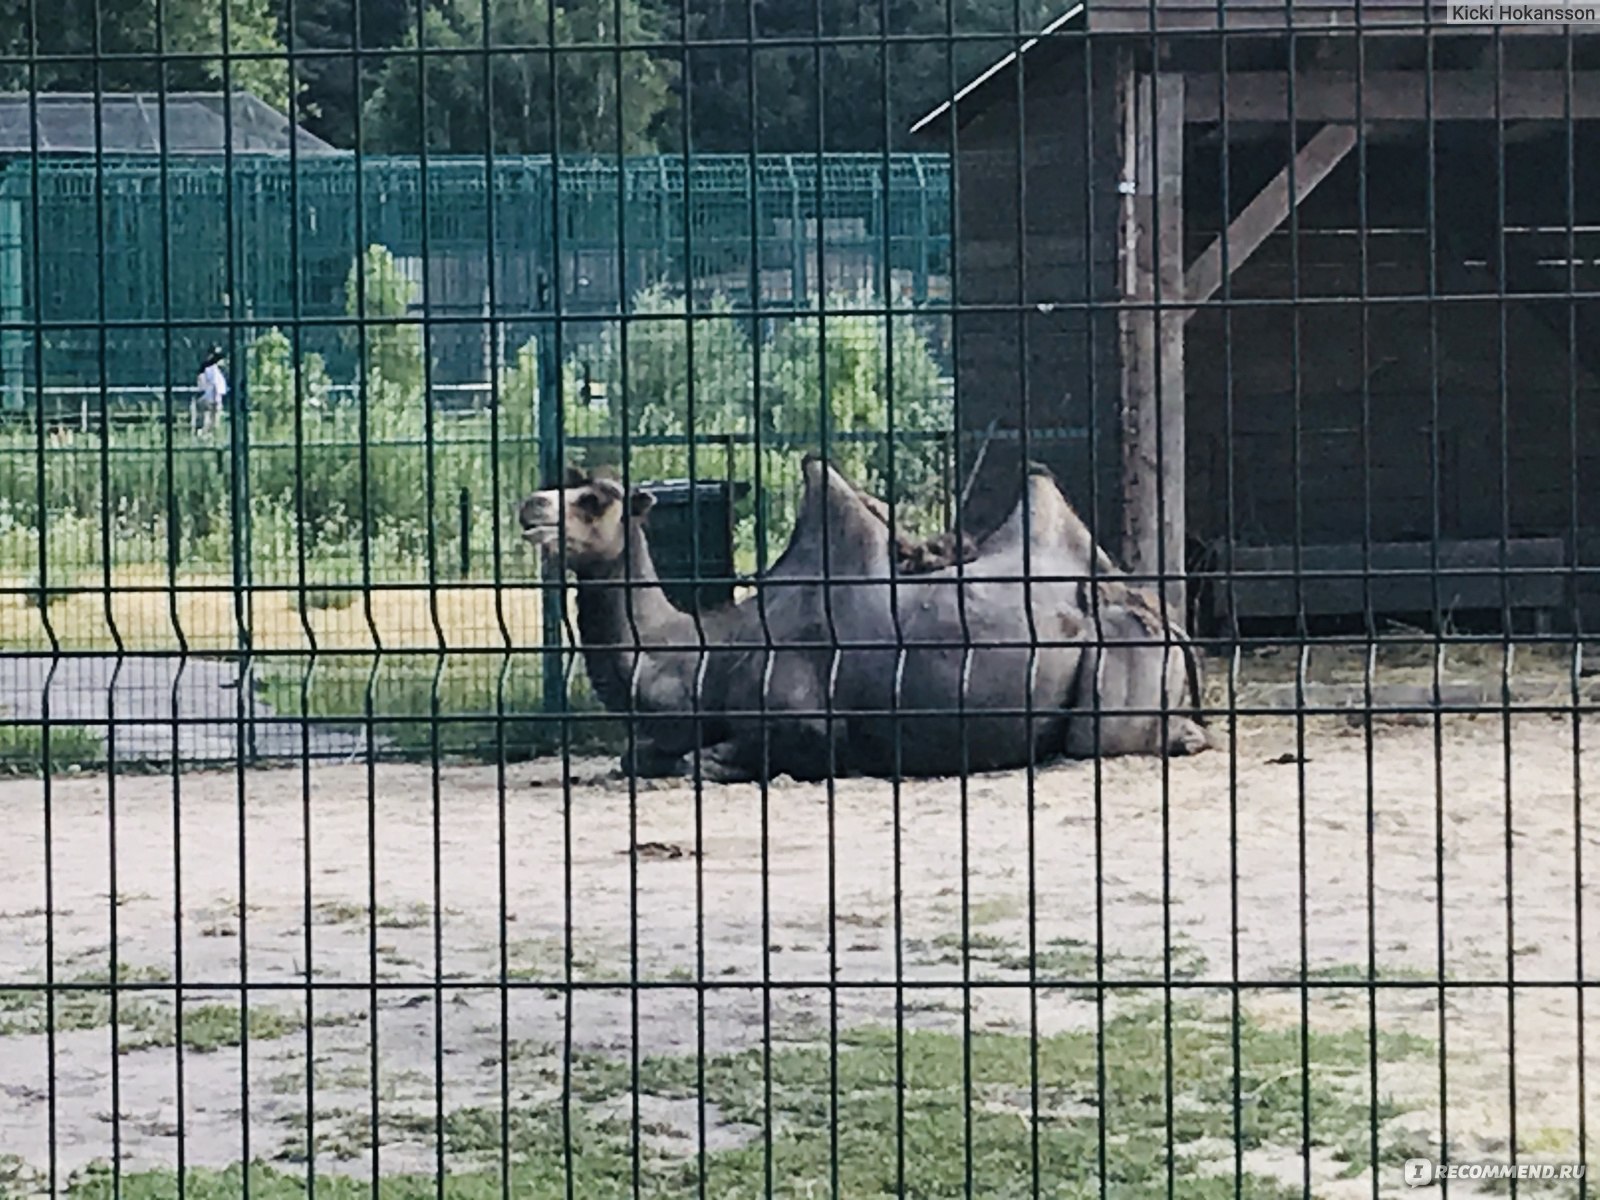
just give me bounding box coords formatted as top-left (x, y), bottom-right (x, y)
top-left (0, 964), bottom-right (170, 1038)
top-left (170, 1003), bottom-right (306, 1054)
top-left (928, 930), bottom-right (1012, 958)
top-left (269, 1063), bottom-right (373, 1097)
top-left (1299, 962), bottom-right (1444, 984)
top-left (503, 937), bottom-right (624, 984)
top-left (300, 587), bottom-right (358, 613)
top-left (642, 999), bottom-right (1429, 1194)
top-left (0, 1151), bottom-right (43, 1198)
top-left (0, 965), bottom-right (304, 1056)
top-left (0, 722), bottom-right (105, 775)
top-left (73, 996), bottom-right (1436, 1198)
top-left (971, 935), bottom-right (1210, 1000)
top-left (314, 900), bottom-right (433, 931)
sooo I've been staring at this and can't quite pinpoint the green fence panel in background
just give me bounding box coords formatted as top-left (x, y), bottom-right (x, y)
top-left (0, 152), bottom-right (951, 409)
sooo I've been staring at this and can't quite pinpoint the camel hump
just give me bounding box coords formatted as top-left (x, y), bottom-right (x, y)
top-left (984, 470), bottom-right (1077, 555)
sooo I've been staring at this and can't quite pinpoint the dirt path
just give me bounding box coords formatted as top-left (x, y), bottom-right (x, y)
top-left (0, 711), bottom-right (1596, 1190)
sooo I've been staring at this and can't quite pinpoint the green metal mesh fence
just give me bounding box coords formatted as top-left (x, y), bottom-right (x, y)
top-left (0, 152), bottom-right (950, 412)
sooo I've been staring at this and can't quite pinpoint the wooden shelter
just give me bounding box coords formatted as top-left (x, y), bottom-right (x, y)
top-left (913, 2), bottom-right (1600, 631)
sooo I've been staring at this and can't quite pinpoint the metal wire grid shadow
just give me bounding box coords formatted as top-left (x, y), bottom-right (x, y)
top-left (0, 0), bottom-right (1597, 1196)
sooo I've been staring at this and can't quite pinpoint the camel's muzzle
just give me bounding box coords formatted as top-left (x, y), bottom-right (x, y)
top-left (517, 495), bottom-right (561, 547)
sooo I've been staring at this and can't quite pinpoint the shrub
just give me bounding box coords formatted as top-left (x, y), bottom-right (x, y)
top-left (343, 244), bottom-right (425, 401)
top-left (551, 283), bottom-right (953, 572)
top-left (0, 723), bottom-right (105, 775)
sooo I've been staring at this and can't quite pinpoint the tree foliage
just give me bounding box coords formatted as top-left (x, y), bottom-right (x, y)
top-left (359, 0), bottom-right (679, 154)
top-left (553, 284), bottom-right (953, 572)
top-left (290, 0), bottom-right (415, 148)
top-left (343, 243), bottom-right (425, 404)
top-left (0, 0), bottom-right (289, 107)
top-left (1, 0), bottom-right (1062, 153)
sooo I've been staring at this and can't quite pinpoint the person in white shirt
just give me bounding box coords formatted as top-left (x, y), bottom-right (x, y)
top-left (193, 346), bottom-right (228, 437)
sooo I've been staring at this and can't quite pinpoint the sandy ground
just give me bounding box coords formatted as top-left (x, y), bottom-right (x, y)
top-left (2, 709), bottom-right (1599, 1192)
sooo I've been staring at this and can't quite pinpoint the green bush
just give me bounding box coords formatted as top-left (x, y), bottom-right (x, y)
top-left (550, 283), bottom-right (953, 572)
top-left (0, 723), bottom-right (106, 775)
top-left (0, 258), bottom-right (953, 581)
top-left (343, 243), bottom-right (425, 400)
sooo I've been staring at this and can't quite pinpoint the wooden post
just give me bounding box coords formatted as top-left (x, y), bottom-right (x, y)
top-left (1119, 69), bottom-right (1186, 619)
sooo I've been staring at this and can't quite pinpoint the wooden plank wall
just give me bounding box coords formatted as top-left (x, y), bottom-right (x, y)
top-left (950, 43), bottom-right (1126, 540)
top-left (1088, 0), bottom-right (1452, 32)
top-left (1184, 229), bottom-right (1600, 556)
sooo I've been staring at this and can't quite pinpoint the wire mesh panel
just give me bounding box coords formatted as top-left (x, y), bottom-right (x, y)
top-left (0, 0), bottom-right (1596, 1196)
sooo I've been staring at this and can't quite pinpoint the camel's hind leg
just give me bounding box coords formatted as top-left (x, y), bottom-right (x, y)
top-left (1066, 607), bottom-right (1207, 758)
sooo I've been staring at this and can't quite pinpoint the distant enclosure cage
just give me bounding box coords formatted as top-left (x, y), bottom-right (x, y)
top-left (0, 152), bottom-right (952, 414)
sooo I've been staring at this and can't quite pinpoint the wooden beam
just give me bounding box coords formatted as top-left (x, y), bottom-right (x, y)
top-left (1185, 70), bottom-right (1600, 124)
top-left (1184, 124), bottom-right (1357, 313)
top-left (1120, 70), bottom-right (1188, 619)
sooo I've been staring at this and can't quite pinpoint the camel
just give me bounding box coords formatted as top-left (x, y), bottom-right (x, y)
top-left (843, 459), bottom-right (1209, 764)
top-left (518, 458), bottom-right (1207, 782)
top-left (949, 478), bottom-right (1208, 762)
top-left (698, 458), bottom-right (1206, 781)
top-left (515, 464), bottom-right (965, 776)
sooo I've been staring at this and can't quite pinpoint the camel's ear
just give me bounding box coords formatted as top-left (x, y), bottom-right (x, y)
top-left (628, 488), bottom-right (656, 518)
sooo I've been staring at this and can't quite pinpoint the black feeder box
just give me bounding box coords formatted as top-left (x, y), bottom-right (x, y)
top-left (641, 479), bottom-right (751, 614)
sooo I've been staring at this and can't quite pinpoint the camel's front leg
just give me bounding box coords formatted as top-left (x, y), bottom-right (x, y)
top-left (619, 737), bottom-right (690, 779)
top-left (690, 715), bottom-right (845, 784)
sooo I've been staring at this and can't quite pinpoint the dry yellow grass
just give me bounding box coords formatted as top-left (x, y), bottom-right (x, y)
top-left (0, 567), bottom-right (546, 653)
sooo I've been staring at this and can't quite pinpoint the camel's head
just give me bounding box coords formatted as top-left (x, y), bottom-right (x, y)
top-left (517, 467), bottom-right (655, 570)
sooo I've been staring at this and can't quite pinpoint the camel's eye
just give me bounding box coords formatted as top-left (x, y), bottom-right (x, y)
top-left (574, 490), bottom-right (607, 517)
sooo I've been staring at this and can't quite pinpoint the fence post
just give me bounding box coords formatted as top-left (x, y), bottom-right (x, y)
top-left (231, 330), bottom-right (256, 764)
top-left (790, 182), bottom-right (806, 304)
top-left (0, 178), bottom-right (23, 413)
top-left (535, 269), bottom-right (565, 717)
top-left (915, 162), bottom-right (930, 304)
top-left (459, 486), bottom-right (471, 579)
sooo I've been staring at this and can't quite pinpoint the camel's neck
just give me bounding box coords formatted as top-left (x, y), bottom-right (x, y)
top-left (570, 524), bottom-right (692, 712)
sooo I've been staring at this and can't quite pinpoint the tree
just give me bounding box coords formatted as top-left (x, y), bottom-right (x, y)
top-left (360, 0), bottom-right (678, 154)
top-left (679, 0), bottom-right (1062, 152)
top-left (344, 243), bottom-right (424, 400)
top-left (0, 0), bottom-right (289, 108)
top-left (291, 0), bottom-right (414, 149)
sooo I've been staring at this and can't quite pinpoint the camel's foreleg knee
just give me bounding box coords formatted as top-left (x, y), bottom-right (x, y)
top-left (1064, 712), bottom-right (1151, 759)
top-left (619, 739), bottom-right (690, 778)
top-left (694, 717), bottom-right (842, 784)
top-left (694, 739), bottom-right (763, 784)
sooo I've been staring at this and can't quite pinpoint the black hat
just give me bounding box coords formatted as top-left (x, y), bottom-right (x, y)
top-left (201, 346), bottom-right (224, 368)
